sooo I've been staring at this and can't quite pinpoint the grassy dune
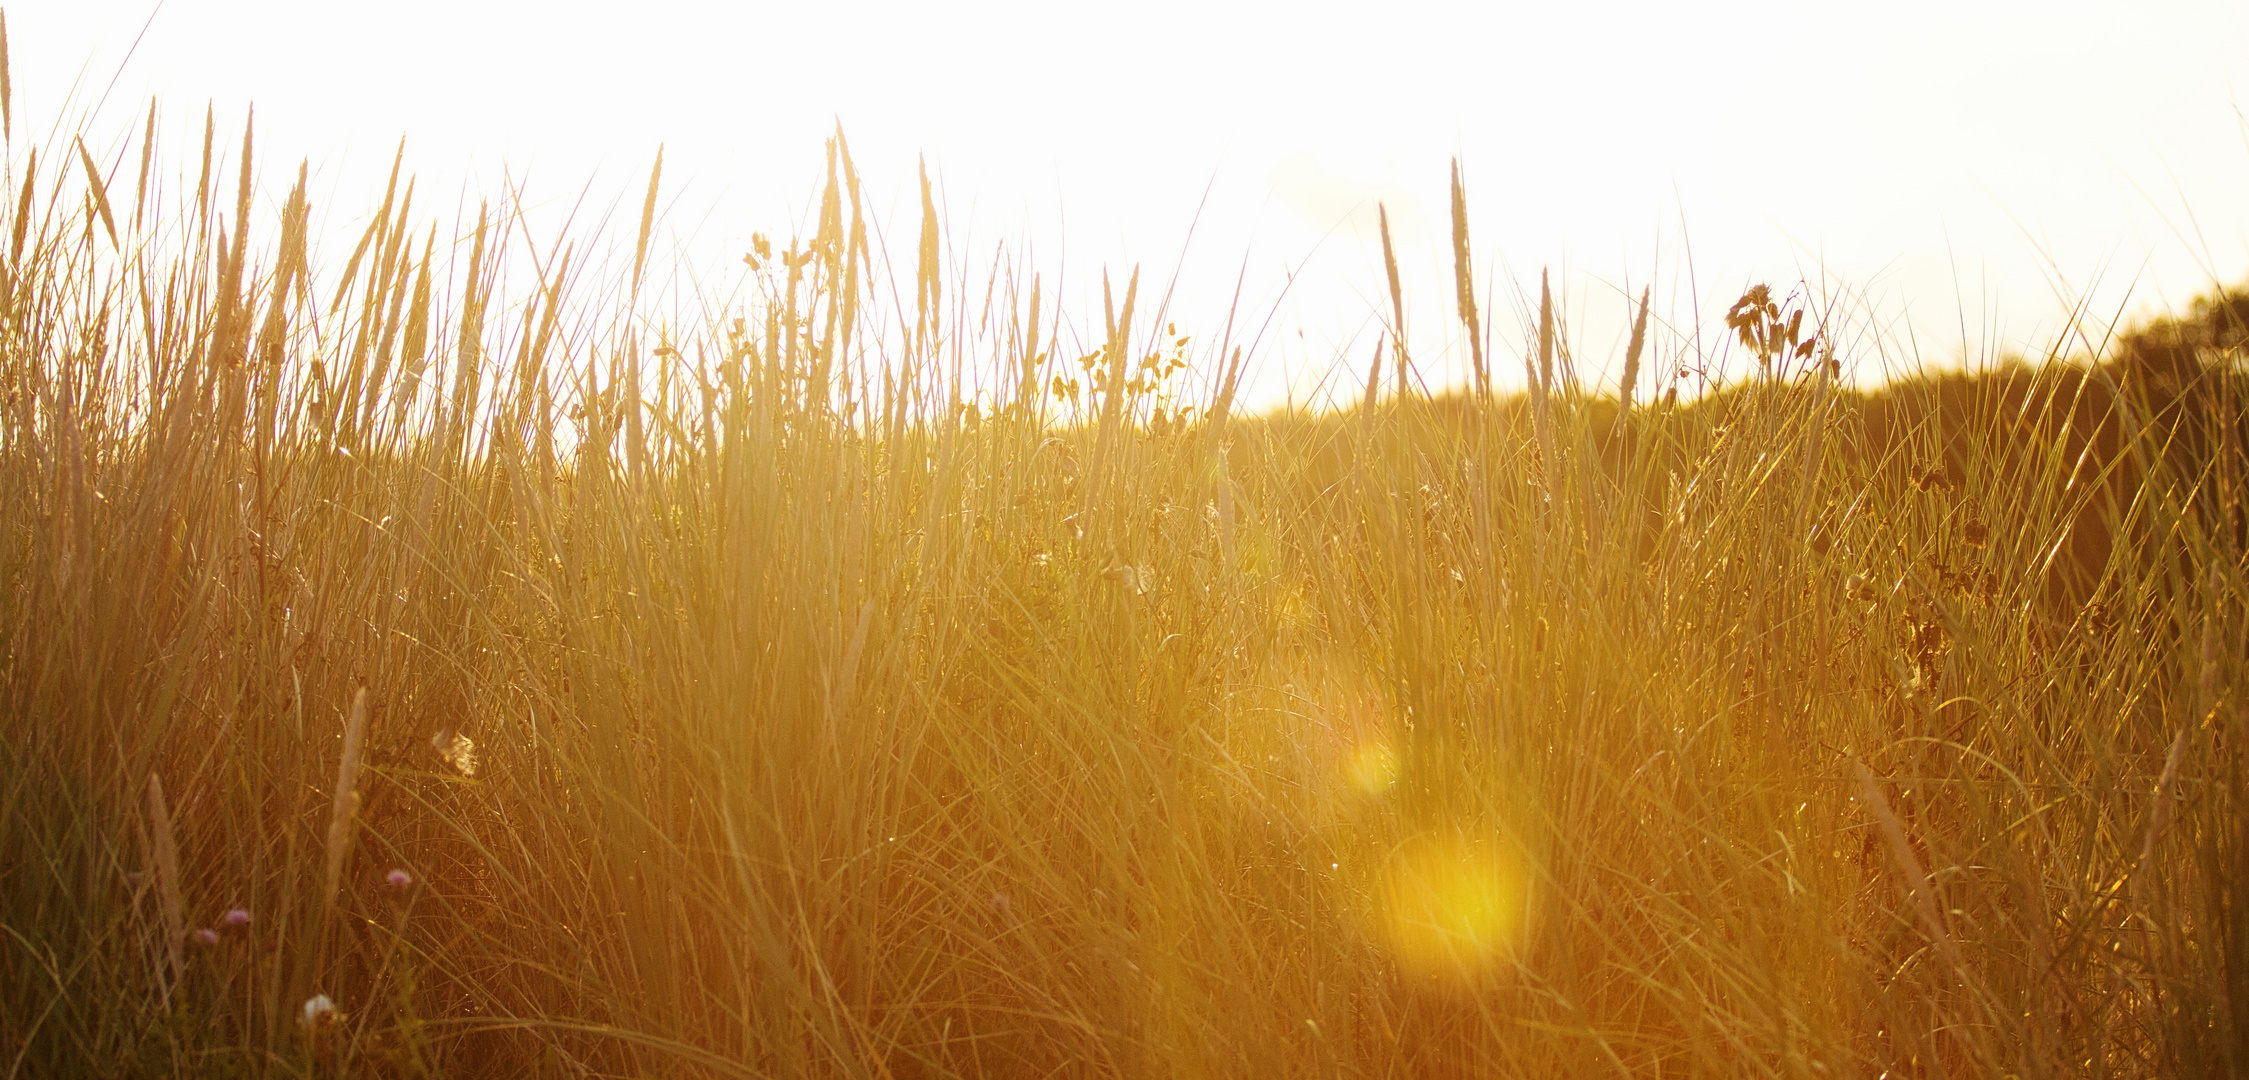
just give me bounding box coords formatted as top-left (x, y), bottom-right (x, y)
top-left (2, 69), bottom-right (2245, 1079)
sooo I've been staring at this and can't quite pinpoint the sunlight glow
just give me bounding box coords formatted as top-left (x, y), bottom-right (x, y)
top-left (1347, 739), bottom-right (1399, 796)
top-left (21, 1), bottom-right (2249, 412)
top-left (1378, 832), bottom-right (1533, 980)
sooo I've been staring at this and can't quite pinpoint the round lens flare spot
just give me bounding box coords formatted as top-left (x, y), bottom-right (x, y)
top-left (1348, 740), bottom-right (1399, 794)
top-left (1378, 834), bottom-right (1531, 978)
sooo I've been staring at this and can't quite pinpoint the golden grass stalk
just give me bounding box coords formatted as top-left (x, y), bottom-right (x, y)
top-left (917, 155), bottom-right (940, 332)
top-left (321, 687), bottom-right (371, 916)
top-left (8, 147), bottom-right (31, 266)
top-left (1854, 757), bottom-right (2011, 1072)
top-left (2198, 564), bottom-right (2223, 724)
top-left (144, 773), bottom-right (183, 1001)
top-left (2133, 728), bottom-right (2191, 893)
top-left (1535, 267), bottom-right (1555, 397)
top-left (1448, 159), bottom-right (1488, 400)
top-left (1853, 760), bottom-right (1970, 977)
top-left (0, 10), bottom-right (10, 143)
top-left (1379, 203), bottom-right (1409, 397)
top-left (72, 137), bottom-right (117, 251)
top-left (208, 111), bottom-right (255, 382)
top-left (1086, 267), bottom-right (1138, 520)
top-left (326, 139), bottom-right (403, 316)
top-left (132, 98), bottom-right (153, 228)
top-left (1524, 268), bottom-right (1558, 483)
top-left (193, 104), bottom-right (212, 224)
top-left (1620, 285), bottom-right (1650, 411)
top-left (631, 146), bottom-right (662, 302)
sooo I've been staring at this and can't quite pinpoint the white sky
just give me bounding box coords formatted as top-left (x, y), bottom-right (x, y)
top-left (15, 1), bottom-right (2249, 412)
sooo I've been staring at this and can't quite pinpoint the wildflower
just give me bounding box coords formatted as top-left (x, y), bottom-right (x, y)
top-left (221, 908), bottom-right (252, 931)
top-left (193, 928), bottom-right (220, 946)
top-left (432, 728), bottom-right (478, 777)
top-left (300, 994), bottom-right (340, 1029)
top-left (1102, 565), bottom-right (1149, 595)
top-left (386, 868), bottom-right (413, 890)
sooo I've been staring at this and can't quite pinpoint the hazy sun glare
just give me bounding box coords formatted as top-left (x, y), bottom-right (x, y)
top-left (1379, 831), bottom-right (1533, 980)
top-left (20, 0), bottom-right (2249, 410)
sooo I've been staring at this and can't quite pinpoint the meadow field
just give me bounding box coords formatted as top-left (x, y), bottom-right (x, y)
top-left (1, 50), bottom-right (2245, 1080)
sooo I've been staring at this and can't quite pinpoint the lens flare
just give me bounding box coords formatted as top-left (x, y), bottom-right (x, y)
top-left (1377, 832), bottom-right (1531, 979)
top-left (1348, 739), bottom-right (1399, 794)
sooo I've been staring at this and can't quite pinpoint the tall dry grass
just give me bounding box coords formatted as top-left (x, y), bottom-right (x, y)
top-left (0, 34), bottom-right (2244, 1079)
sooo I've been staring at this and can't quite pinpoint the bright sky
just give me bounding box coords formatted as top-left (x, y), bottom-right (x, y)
top-left (16, 1), bottom-right (2249, 411)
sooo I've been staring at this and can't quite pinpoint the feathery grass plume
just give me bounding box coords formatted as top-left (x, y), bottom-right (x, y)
top-left (1535, 267), bottom-right (1555, 396)
top-left (1379, 203), bottom-right (1408, 397)
top-left (145, 774), bottom-right (184, 1001)
top-left (1210, 345), bottom-right (1245, 432)
top-left (1086, 267), bottom-right (1139, 518)
top-left (321, 688), bottom-right (371, 916)
top-left (1448, 159), bottom-right (1488, 400)
top-left (351, 177), bottom-right (418, 440)
top-left (253, 163), bottom-right (311, 498)
top-left (810, 134), bottom-right (848, 405)
top-left (8, 147), bottom-right (30, 267)
top-left (73, 137), bottom-right (118, 252)
top-left (917, 155), bottom-right (940, 335)
top-left (836, 129), bottom-right (868, 404)
top-left (1619, 285), bottom-right (1650, 411)
top-left (0, 10), bottom-right (10, 142)
top-left (316, 147), bottom-right (399, 442)
top-left (631, 146), bottom-right (662, 302)
top-left (132, 98), bottom-right (154, 228)
top-left (1013, 273), bottom-right (1046, 405)
top-left (388, 224), bottom-right (436, 439)
top-left (1526, 268), bottom-right (1556, 474)
top-left (537, 246), bottom-right (570, 474)
top-left (209, 110), bottom-right (255, 383)
top-left (622, 335), bottom-right (647, 487)
top-left (327, 139), bottom-right (404, 315)
top-left (446, 202), bottom-right (491, 468)
top-left (193, 105), bottom-right (212, 226)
